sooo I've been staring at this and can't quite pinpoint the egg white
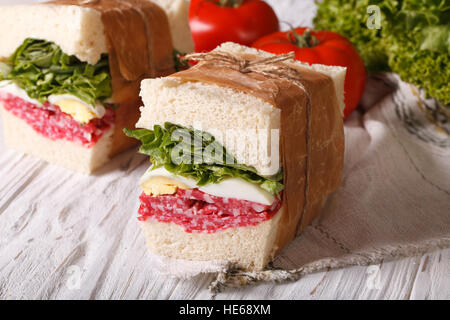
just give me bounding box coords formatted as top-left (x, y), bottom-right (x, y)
top-left (0, 81), bottom-right (106, 124)
top-left (140, 166), bottom-right (275, 205)
top-left (0, 80), bottom-right (42, 106)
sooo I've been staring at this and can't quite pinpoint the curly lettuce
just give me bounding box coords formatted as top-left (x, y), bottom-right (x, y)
top-left (124, 123), bottom-right (284, 196)
top-left (314, 0), bottom-right (450, 105)
top-left (0, 38), bottom-right (112, 106)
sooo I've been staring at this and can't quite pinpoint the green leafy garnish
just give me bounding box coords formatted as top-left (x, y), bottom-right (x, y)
top-left (124, 123), bottom-right (284, 196)
top-left (172, 49), bottom-right (189, 72)
top-left (314, 0), bottom-right (450, 106)
top-left (0, 38), bottom-right (112, 106)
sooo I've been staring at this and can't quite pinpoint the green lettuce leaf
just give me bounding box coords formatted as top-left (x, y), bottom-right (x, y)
top-left (314, 0), bottom-right (450, 106)
top-left (0, 38), bottom-right (112, 106)
top-left (124, 123), bottom-right (284, 196)
top-left (314, 0), bottom-right (391, 72)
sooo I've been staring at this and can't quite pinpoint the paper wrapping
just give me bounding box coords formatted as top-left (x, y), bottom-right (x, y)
top-left (45, 0), bottom-right (175, 155)
top-left (172, 53), bottom-right (344, 254)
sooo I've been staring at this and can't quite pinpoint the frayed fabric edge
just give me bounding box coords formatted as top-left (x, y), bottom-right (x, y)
top-left (145, 237), bottom-right (450, 294)
top-left (208, 237), bottom-right (450, 294)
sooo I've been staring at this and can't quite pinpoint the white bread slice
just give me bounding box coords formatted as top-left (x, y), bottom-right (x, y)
top-left (153, 0), bottom-right (194, 53)
top-left (137, 42), bottom-right (346, 176)
top-left (140, 206), bottom-right (284, 271)
top-left (0, 105), bottom-right (114, 174)
top-left (0, 2), bottom-right (192, 64)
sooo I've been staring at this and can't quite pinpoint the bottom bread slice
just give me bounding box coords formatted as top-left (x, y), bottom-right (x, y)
top-left (1, 106), bottom-right (114, 174)
top-left (140, 206), bottom-right (284, 271)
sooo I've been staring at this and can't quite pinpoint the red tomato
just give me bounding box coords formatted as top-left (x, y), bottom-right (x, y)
top-left (252, 28), bottom-right (366, 118)
top-left (189, 0), bottom-right (279, 53)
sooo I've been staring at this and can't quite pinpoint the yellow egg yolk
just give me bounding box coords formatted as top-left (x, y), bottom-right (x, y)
top-left (140, 176), bottom-right (190, 196)
top-left (54, 99), bottom-right (97, 124)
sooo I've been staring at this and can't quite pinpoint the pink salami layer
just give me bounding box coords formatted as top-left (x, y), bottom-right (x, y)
top-left (138, 188), bottom-right (282, 233)
top-left (0, 92), bottom-right (115, 148)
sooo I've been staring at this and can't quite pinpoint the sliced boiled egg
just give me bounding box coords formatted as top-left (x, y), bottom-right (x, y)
top-left (139, 166), bottom-right (275, 205)
top-left (141, 176), bottom-right (190, 197)
top-left (48, 94), bottom-right (106, 124)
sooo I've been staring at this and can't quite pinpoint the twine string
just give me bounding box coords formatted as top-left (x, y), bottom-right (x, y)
top-left (184, 51), bottom-right (305, 85)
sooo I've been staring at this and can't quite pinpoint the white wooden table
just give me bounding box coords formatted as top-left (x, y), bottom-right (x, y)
top-left (1, 120), bottom-right (448, 300)
top-left (1, 0), bottom-right (449, 300)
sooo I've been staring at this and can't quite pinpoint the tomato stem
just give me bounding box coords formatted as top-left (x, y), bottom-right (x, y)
top-left (288, 28), bottom-right (319, 48)
top-left (217, 0), bottom-right (244, 8)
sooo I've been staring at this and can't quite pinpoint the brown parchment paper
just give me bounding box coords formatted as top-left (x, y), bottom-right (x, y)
top-left (45, 0), bottom-right (175, 155)
top-left (172, 54), bottom-right (344, 255)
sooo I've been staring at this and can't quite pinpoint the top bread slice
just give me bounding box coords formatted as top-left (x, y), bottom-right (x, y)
top-left (137, 42), bottom-right (346, 176)
top-left (0, 2), bottom-right (193, 65)
top-left (0, 4), bottom-right (106, 65)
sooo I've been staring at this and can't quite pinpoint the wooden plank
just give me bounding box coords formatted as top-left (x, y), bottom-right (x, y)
top-left (410, 249), bottom-right (450, 300)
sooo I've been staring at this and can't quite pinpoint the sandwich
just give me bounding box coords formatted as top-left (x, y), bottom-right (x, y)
top-left (125, 42), bottom-right (346, 271)
top-left (0, 0), bottom-right (192, 174)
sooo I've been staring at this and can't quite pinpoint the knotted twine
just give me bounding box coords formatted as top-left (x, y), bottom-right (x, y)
top-left (184, 51), bottom-right (307, 87)
top-left (183, 51), bottom-right (313, 290)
